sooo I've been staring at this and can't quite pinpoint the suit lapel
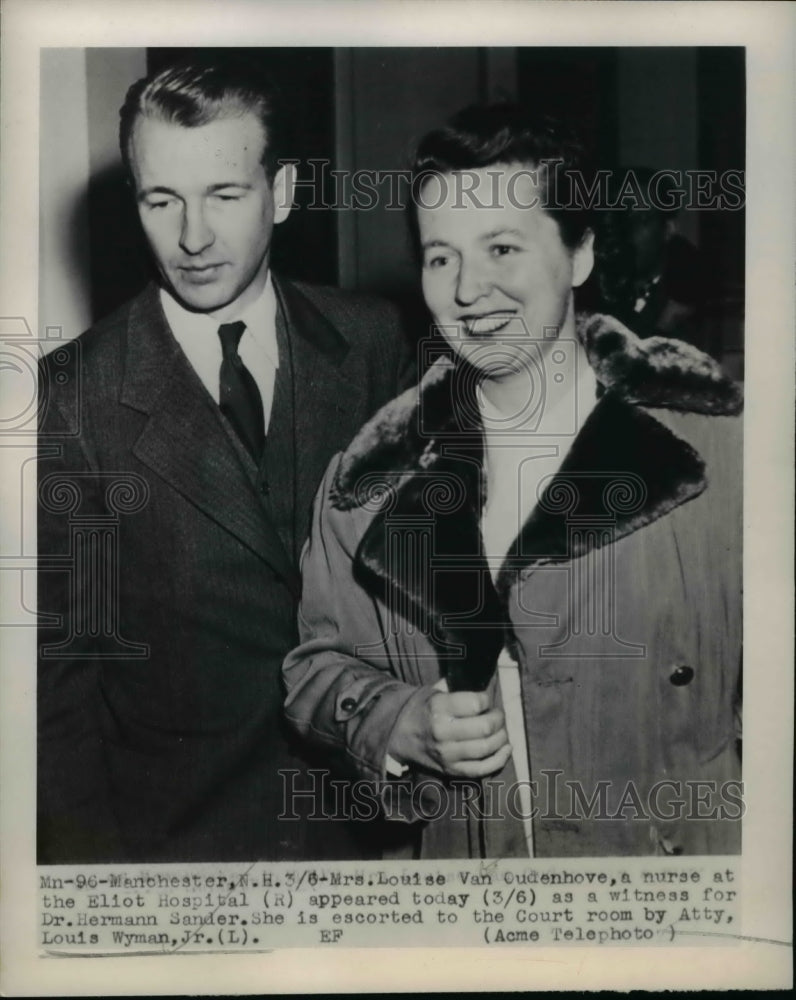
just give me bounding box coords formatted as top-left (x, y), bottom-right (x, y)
top-left (121, 285), bottom-right (299, 592)
top-left (273, 276), bottom-right (364, 525)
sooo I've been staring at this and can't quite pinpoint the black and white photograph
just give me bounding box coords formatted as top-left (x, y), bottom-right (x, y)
top-left (0, 0), bottom-right (792, 994)
top-left (36, 43), bottom-right (747, 866)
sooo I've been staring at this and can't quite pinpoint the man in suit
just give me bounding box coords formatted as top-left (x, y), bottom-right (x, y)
top-left (37, 59), bottom-right (412, 863)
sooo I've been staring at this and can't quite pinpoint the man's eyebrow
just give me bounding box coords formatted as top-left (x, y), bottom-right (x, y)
top-left (137, 185), bottom-right (178, 202)
top-left (207, 182), bottom-right (253, 192)
top-left (137, 182), bottom-right (253, 201)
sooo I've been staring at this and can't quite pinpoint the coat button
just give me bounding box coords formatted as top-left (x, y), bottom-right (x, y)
top-left (669, 664), bottom-right (694, 686)
top-left (340, 697), bottom-right (357, 713)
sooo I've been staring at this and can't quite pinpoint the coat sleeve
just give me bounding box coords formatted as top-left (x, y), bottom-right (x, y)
top-left (37, 358), bottom-right (126, 862)
top-left (283, 455), bottom-right (433, 787)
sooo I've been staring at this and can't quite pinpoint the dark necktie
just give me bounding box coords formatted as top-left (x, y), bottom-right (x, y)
top-left (217, 321), bottom-right (265, 461)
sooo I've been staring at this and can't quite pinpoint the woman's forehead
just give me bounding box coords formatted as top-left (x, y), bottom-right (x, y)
top-left (418, 163), bottom-right (545, 206)
top-left (416, 164), bottom-right (553, 242)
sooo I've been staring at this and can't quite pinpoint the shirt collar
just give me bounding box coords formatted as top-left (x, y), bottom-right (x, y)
top-left (159, 273), bottom-right (279, 368)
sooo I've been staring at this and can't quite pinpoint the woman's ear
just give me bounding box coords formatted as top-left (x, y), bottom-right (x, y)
top-left (572, 228), bottom-right (595, 288)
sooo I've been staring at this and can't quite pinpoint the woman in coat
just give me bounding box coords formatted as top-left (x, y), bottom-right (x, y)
top-left (283, 105), bottom-right (743, 859)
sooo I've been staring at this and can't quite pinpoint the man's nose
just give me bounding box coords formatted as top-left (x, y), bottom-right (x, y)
top-left (454, 259), bottom-right (491, 306)
top-left (179, 203), bottom-right (215, 255)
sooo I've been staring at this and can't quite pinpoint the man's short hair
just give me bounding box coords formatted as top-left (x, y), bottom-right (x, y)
top-left (408, 103), bottom-right (594, 252)
top-left (119, 57), bottom-right (285, 181)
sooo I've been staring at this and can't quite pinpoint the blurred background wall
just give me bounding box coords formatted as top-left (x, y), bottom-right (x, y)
top-left (40, 49), bottom-right (147, 342)
top-left (40, 46), bottom-right (745, 376)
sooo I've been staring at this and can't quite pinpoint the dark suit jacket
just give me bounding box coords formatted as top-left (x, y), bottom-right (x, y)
top-left (37, 276), bottom-right (413, 863)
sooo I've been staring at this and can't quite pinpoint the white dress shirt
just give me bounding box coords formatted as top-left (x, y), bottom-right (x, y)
top-left (479, 346), bottom-right (599, 856)
top-left (160, 275), bottom-right (280, 433)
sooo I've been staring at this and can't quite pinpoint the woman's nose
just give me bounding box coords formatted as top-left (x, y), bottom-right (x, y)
top-left (454, 259), bottom-right (491, 306)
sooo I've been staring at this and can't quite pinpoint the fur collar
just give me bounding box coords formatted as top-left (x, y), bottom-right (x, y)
top-left (330, 315), bottom-right (742, 692)
top-left (333, 314), bottom-right (741, 507)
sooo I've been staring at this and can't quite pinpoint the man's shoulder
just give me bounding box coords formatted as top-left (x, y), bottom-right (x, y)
top-left (38, 286), bottom-right (160, 430)
top-left (287, 278), bottom-right (402, 330)
top-left (47, 285), bottom-right (155, 374)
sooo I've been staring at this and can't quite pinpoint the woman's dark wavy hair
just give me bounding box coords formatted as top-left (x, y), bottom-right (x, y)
top-left (407, 103), bottom-right (596, 256)
top-left (119, 56), bottom-right (286, 181)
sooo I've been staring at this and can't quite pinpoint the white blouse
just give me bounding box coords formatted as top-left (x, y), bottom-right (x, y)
top-left (479, 347), bottom-right (598, 855)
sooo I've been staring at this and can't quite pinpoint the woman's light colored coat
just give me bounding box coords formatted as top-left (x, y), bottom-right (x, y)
top-left (284, 315), bottom-right (743, 858)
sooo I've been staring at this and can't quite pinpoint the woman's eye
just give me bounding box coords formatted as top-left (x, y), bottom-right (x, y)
top-left (426, 255), bottom-right (449, 269)
top-left (490, 243), bottom-right (519, 257)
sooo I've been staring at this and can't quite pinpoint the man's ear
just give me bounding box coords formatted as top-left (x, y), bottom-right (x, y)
top-left (272, 162), bottom-right (295, 226)
top-left (571, 228), bottom-right (595, 288)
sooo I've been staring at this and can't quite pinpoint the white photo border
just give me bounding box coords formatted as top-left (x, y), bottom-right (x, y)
top-left (1, 0), bottom-right (793, 993)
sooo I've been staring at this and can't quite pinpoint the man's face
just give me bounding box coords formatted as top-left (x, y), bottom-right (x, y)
top-left (417, 164), bottom-right (593, 379)
top-left (129, 112), bottom-right (292, 320)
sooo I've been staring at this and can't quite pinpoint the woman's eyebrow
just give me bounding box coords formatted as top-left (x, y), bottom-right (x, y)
top-left (480, 227), bottom-right (525, 241)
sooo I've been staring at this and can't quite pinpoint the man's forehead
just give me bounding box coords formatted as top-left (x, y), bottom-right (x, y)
top-left (130, 111), bottom-right (268, 161)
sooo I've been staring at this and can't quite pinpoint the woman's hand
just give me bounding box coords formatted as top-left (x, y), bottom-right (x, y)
top-left (386, 688), bottom-right (511, 778)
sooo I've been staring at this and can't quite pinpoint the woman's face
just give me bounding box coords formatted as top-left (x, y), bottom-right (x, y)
top-left (417, 163), bottom-right (593, 379)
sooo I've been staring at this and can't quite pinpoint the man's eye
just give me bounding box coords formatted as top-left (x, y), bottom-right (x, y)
top-left (145, 198), bottom-right (176, 211)
top-left (214, 193), bottom-right (243, 202)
